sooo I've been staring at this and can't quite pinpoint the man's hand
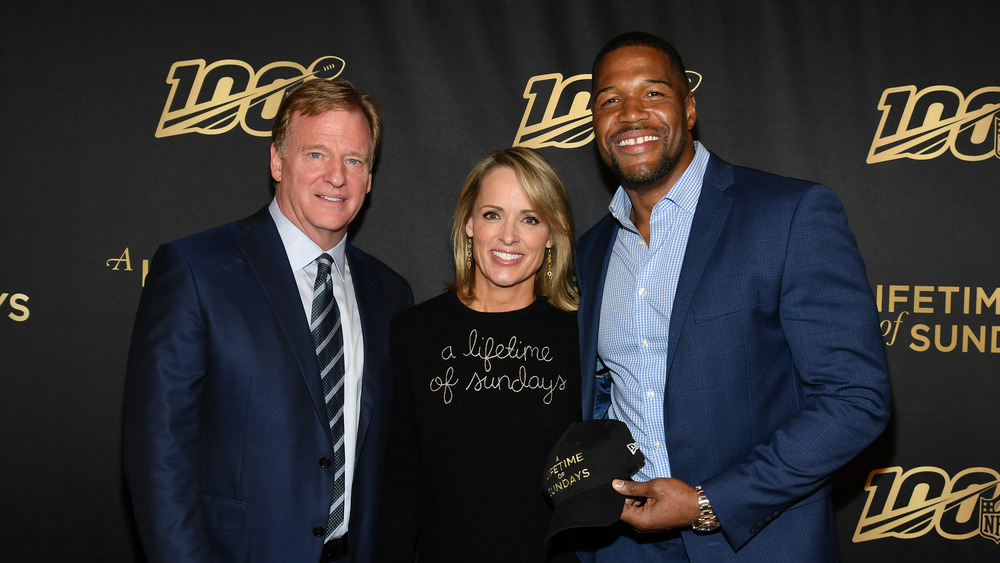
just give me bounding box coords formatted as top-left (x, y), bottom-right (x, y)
top-left (613, 478), bottom-right (702, 533)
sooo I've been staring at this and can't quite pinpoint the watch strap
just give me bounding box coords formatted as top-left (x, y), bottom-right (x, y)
top-left (693, 485), bottom-right (720, 532)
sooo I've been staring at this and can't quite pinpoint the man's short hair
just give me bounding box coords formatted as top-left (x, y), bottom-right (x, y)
top-left (592, 31), bottom-right (689, 93)
top-left (271, 79), bottom-right (382, 166)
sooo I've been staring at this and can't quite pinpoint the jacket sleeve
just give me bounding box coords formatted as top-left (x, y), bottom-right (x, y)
top-left (701, 185), bottom-right (891, 549)
top-left (123, 242), bottom-right (213, 563)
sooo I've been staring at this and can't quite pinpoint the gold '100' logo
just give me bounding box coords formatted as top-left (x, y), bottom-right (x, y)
top-left (513, 71), bottom-right (702, 149)
top-left (155, 56), bottom-right (346, 138)
top-left (867, 85), bottom-right (1000, 163)
top-left (854, 466), bottom-right (1000, 545)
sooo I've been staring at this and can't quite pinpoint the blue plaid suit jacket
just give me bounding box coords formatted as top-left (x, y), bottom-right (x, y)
top-left (575, 153), bottom-right (891, 561)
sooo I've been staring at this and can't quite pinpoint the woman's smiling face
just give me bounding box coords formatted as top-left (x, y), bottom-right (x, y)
top-left (465, 166), bottom-right (553, 310)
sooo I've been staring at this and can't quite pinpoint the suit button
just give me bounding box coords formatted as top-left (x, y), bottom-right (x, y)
top-left (319, 457), bottom-right (332, 468)
top-left (313, 527), bottom-right (325, 537)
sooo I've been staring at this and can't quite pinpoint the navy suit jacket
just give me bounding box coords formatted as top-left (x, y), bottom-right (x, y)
top-left (124, 206), bottom-right (412, 562)
top-left (575, 153), bottom-right (891, 561)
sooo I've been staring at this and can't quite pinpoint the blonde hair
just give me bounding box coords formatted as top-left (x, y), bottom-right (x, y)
top-left (447, 147), bottom-right (578, 311)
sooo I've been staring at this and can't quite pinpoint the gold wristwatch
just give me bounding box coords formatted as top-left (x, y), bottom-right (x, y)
top-left (693, 485), bottom-right (720, 532)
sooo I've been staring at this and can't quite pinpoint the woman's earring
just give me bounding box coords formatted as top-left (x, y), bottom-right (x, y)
top-left (466, 238), bottom-right (473, 270)
top-left (546, 247), bottom-right (553, 280)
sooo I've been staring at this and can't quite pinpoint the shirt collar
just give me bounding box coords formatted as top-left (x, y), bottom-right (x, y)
top-left (609, 141), bottom-right (710, 226)
top-left (268, 198), bottom-right (348, 277)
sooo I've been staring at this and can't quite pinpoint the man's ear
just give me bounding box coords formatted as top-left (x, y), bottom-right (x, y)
top-left (684, 92), bottom-right (697, 131)
top-left (270, 143), bottom-right (282, 183)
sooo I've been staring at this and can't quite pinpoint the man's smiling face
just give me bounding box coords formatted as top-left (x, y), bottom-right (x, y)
top-left (270, 108), bottom-right (373, 249)
top-left (591, 45), bottom-right (697, 189)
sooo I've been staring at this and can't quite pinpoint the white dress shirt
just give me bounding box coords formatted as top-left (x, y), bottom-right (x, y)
top-left (269, 199), bottom-right (364, 539)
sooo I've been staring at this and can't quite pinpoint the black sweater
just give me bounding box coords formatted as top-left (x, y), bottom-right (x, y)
top-left (378, 292), bottom-right (581, 562)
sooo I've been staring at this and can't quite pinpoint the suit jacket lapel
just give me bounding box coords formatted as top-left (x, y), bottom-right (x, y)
top-left (345, 245), bottom-right (384, 456)
top-left (237, 207), bottom-right (330, 430)
top-left (665, 154), bottom-right (734, 380)
top-left (579, 215), bottom-right (618, 419)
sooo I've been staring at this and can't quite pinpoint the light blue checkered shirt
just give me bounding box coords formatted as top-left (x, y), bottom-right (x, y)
top-left (599, 141), bottom-right (709, 481)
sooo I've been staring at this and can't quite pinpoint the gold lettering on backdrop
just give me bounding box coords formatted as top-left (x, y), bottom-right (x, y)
top-left (1, 292), bottom-right (30, 322)
top-left (875, 284), bottom-right (1000, 353)
top-left (155, 56), bottom-right (346, 138)
top-left (867, 85), bottom-right (1000, 163)
top-left (877, 285), bottom-right (1000, 315)
top-left (106, 248), bottom-right (151, 286)
top-left (908, 324), bottom-right (1000, 353)
top-left (854, 466), bottom-right (1000, 544)
top-left (106, 248), bottom-right (133, 271)
top-left (513, 71), bottom-right (701, 149)
top-left (880, 311), bottom-right (909, 347)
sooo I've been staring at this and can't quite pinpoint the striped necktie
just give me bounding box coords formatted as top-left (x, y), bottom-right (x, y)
top-left (311, 253), bottom-right (346, 539)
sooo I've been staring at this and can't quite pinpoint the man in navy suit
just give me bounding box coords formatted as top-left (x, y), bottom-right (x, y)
top-left (124, 79), bottom-right (412, 562)
top-left (574, 32), bottom-right (891, 561)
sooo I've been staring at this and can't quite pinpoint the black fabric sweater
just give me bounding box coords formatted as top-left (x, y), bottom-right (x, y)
top-left (378, 292), bottom-right (581, 562)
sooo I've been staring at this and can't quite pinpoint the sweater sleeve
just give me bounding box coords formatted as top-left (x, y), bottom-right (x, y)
top-left (376, 313), bottom-right (422, 561)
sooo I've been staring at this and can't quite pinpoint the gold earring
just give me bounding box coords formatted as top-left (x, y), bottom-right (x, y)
top-left (546, 247), bottom-right (553, 280)
top-left (466, 237), bottom-right (473, 270)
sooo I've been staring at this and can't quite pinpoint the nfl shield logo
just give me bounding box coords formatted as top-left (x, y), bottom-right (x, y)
top-left (981, 491), bottom-right (1000, 544)
top-left (995, 116), bottom-right (1000, 159)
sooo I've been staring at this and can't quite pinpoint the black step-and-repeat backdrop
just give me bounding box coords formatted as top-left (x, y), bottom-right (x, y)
top-left (3, 1), bottom-right (998, 560)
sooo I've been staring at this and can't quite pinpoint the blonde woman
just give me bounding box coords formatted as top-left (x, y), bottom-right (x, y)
top-left (379, 147), bottom-right (580, 562)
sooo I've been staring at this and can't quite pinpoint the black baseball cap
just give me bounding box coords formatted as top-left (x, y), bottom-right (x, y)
top-left (542, 419), bottom-right (644, 542)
